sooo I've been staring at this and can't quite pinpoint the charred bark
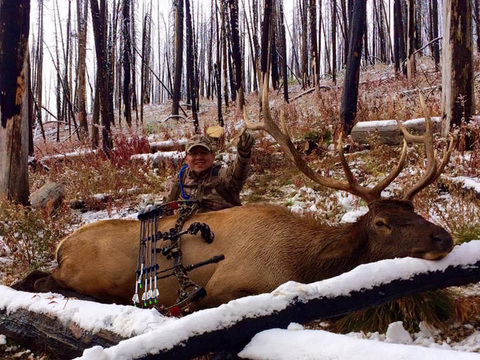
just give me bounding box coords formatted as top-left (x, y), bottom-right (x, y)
top-left (406, 0), bottom-right (416, 80)
top-left (77, 0), bottom-right (89, 138)
top-left (279, 0), bottom-right (289, 102)
top-left (393, 0), bottom-right (407, 74)
top-left (185, 0), bottom-right (199, 131)
top-left (90, 0), bottom-right (113, 153)
top-left (0, 0), bottom-right (31, 205)
top-left (172, 0), bottom-right (184, 116)
top-left (430, 0), bottom-right (440, 69)
top-left (340, 0), bottom-right (366, 134)
top-left (309, 0), bottom-right (319, 87)
top-left (441, 0), bottom-right (475, 137)
top-left (122, 0), bottom-right (132, 126)
top-left (228, 0), bottom-right (244, 109)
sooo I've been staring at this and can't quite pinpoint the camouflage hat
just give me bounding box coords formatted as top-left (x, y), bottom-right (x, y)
top-left (186, 135), bottom-right (213, 153)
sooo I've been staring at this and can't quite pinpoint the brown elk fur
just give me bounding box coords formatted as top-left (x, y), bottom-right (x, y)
top-left (13, 199), bottom-right (453, 310)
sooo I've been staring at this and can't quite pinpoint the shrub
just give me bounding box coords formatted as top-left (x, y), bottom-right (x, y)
top-left (0, 196), bottom-right (78, 272)
top-left (332, 290), bottom-right (458, 334)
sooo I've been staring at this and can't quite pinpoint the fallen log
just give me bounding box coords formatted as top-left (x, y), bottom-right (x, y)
top-left (117, 254), bottom-right (480, 360)
top-left (148, 139), bottom-right (187, 152)
top-left (0, 308), bottom-right (124, 359)
top-left (1, 242), bottom-right (479, 360)
top-left (351, 117), bottom-right (442, 145)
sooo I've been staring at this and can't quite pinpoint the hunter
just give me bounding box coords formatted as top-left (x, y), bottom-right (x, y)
top-left (166, 132), bottom-right (254, 212)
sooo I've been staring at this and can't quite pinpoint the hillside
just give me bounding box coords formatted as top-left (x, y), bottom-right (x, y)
top-left (1, 60), bottom-right (479, 359)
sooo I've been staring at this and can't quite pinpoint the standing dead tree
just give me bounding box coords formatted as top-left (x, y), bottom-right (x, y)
top-left (228, 0), bottom-right (244, 109)
top-left (140, 9), bottom-right (152, 123)
top-left (34, 0), bottom-right (46, 141)
top-left (90, 0), bottom-right (113, 152)
top-left (0, 0), bottom-right (31, 205)
top-left (185, 0), bottom-right (199, 131)
top-left (122, 0), bottom-right (132, 127)
top-left (441, 0), bottom-right (474, 139)
top-left (172, 0), bottom-right (184, 117)
top-left (340, 0), bottom-right (366, 134)
top-left (77, 0), bottom-right (89, 138)
top-left (406, 0), bottom-right (416, 80)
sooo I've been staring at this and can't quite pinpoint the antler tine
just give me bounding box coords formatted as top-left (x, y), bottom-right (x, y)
top-left (400, 93), bottom-right (452, 201)
top-left (370, 139), bottom-right (409, 197)
top-left (242, 73), bottom-right (411, 203)
top-left (336, 134), bottom-right (409, 202)
top-left (403, 135), bottom-right (454, 201)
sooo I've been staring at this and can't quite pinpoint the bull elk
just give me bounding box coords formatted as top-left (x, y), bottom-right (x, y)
top-left (13, 86), bottom-right (454, 311)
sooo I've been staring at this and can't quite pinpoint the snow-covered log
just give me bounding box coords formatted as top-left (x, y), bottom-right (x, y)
top-left (148, 139), bottom-right (187, 152)
top-left (0, 308), bottom-right (124, 359)
top-left (351, 117), bottom-right (442, 145)
top-left (0, 242), bottom-right (479, 360)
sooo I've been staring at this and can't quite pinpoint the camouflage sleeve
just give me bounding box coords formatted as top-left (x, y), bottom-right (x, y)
top-left (217, 153), bottom-right (251, 196)
top-left (165, 176), bottom-right (180, 202)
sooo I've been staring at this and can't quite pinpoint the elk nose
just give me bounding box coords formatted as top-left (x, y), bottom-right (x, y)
top-left (432, 231), bottom-right (453, 251)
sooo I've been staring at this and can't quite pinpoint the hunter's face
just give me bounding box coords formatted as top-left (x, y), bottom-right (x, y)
top-left (186, 146), bottom-right (215, 174)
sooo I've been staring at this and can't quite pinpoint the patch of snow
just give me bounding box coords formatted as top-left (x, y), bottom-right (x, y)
top-left (238, 326), bottom-right (479, 360)
top-left (385, 321), bottom-right (413, 344)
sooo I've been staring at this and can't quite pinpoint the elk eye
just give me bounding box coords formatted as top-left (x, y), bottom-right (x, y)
top-left (375, 220), bottom-right (387, 228)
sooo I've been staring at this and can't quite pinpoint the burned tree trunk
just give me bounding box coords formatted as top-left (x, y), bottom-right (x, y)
top-left (140, 11), bottom-right (152, 123)
top-left (260, 0), bottom-right (272, 77)
top-left (122, 0), bottom-right (132, 127)
top-left (310, 0), bottom-right (319, 87)
top-left (90, 0), bottom-right (113, 153)
top-left (228, 0), bottom-right (244, 109)
top-left (279, 0), bottom-right (289, 102)
top-left (406, 0), bottom-right (416, 80)
top-left (332, 0), bottom-right (337, 83)
top-left (393, 0), bottom-right (407, 74)
top-left (0, 308), bottom-right (124, 359)
top-left (214, 64), bottom-right (224, 126)
top-left (185, 0), bottom-right (199, 131)
top-left (340, 0), bottom-right (366, 134)
top-left (0, 0), bottom-right (31, 205)
top-left (270, 2), bottom-right (279, 90)
top-left (172, 0), bottom-right (184, 116)
top-left (77, 0), bottom-right (89, 138)
top-left (430, 0), bottom-right (440, 69)
top-left (35, 0), bottom-right (46, 141)
top-left (441, 0), bottom-right (474, 136)
top-left (300, 0), bottom-right (309, 88)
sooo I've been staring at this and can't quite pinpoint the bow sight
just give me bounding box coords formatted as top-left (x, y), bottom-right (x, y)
top-left (133, 200), bottom-right (224, 316)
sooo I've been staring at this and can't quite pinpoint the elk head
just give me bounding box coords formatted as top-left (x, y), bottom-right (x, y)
top-left (244, 75), bottom-right (454, 260)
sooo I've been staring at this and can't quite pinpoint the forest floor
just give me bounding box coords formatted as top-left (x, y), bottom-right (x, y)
top-left (1, 58), bottom-right (480, 359)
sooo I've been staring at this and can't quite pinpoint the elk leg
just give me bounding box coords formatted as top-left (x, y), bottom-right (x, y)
top-left (10, 270), bottom-right (51, 292)
top-left (194, 274), bottom-right (256, 310)
top-left (33, 274), bottom-right (101, 302)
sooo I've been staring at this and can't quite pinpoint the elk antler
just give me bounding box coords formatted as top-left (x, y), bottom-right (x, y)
top-left (243, 73), bottom-right (408, 204)
top-left (396, 93), bottom-right (454, 201)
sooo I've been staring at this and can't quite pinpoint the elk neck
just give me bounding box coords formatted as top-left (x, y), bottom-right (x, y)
top-left (283, 212), bottom-right (370, 284)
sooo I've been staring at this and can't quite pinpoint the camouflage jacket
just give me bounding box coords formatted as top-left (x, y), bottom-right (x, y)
top-left (166, 154), bottom-right (251, 212)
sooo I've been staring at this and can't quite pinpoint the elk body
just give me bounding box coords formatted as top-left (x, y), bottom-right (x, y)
top-left (14, 84), bottom-right (454, 311)
top-left (16, 199), bottom-right (452, 310)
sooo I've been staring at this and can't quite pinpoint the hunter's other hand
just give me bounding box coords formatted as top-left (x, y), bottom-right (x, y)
top-left (237, 131), bottom-right (254, 157)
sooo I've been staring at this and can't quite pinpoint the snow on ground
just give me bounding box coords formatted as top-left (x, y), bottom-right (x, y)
top-left (6, 117), bottom-right (480, 358)
top-left (1, 241), bottom-right (479, 359)
top-left (238, 323), bottom-right (480, 360)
